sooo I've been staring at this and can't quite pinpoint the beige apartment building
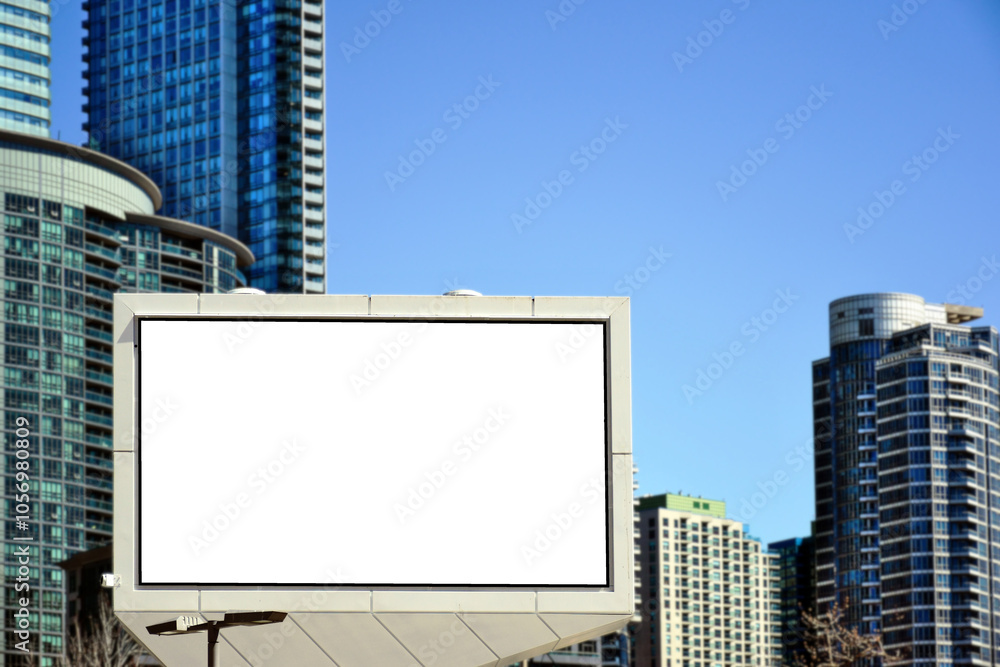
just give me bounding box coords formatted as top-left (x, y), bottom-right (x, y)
top-left (634, 494), bottom-right (781, 667)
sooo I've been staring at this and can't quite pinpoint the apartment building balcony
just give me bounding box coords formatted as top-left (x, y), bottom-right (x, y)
top-left (304, 71), bottom-right (323, 89)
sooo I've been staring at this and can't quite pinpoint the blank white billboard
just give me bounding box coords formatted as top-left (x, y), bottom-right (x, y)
top-left (138, 319), bottom-right (608, 586)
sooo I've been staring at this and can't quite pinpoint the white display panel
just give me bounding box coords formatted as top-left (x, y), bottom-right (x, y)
top-left (138, 319), bottom-right (608, 586)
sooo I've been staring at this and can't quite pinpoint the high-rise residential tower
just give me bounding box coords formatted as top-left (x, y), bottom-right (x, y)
top-left (0, 130), bottom-right (251, 666)
top-left (0, 0), bottom-right (50, 136)
top-left (812, 292), bottom-right (998, 665)
top-left (81, 0), bottom-right (326, 293)
top-left (634, 493), bottom-right (781, 667)
top-left (768, 533), bottom-right (815, 666)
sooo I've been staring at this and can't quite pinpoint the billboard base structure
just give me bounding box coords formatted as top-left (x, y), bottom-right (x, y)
top-left (122, 610), bottom-right (632, 666)
top-left (113, 294), bottom-right (634, 666)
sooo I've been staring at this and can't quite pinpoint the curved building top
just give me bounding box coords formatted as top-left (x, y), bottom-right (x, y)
top-left (0, 129), bottom-right (252, 266)
top-left (126, 213), bottom-right (254, 268)
top-left (829, 292), bottom-right (983, 346)
top-left (0, 128), bottom-right (162, 210)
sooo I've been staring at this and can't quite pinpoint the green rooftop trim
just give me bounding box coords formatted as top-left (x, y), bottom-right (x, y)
top-left (636, 493), bottom-right (726, 518)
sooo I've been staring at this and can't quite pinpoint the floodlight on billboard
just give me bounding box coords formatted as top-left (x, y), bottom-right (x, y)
top-left (113, 293), bottom-right (634, 667)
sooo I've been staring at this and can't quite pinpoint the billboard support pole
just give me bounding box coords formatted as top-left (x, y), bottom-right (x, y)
top-left (206, 622), bottom-right (219, 667)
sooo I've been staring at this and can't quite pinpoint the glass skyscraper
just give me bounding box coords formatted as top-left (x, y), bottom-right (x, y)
top-left (82, 0), bottom-right (326, 293)
top-left (812, 293), bottom-right (999, 666)
top-left (0, 130), bottom-right (251, 666)
top-left (768, 533), bottom-right (815, 666)
top-left (0, 0), bottom-right (50, 136)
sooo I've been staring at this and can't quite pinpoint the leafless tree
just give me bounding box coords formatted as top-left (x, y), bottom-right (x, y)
top-left (793, 601), bottom-right (904, 667)
top-left (62, 594), bottom-right (146, 667)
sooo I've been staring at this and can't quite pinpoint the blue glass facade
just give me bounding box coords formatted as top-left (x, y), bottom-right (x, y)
top-left (239, 0), bottom-right (303, 291)
top-left (0, 132), bottom-right (250, 667)
top-left (769, 535), bottom-right (816, 666)
top-left (813, 294), bottom-right (1000, 666)
top-left (877, 324), bottom-right (1000, 665)
top-left (0, 0), bottom-right (50, 136)
top-left (83, 0), bottom-right (232, 229)
top-left (827, 337), bottom-right (888, 633)
top-left (83, 0), bottom-right (325, 294)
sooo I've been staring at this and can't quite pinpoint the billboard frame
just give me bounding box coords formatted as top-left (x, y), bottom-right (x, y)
top-left (112, 293), bottom-right (634, 666)
top-left (135, 315), bottom-right (611, 589)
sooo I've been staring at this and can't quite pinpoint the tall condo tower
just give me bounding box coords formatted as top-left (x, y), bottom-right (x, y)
top-left (0, 0), bottom-right (50, 136)
top-left (0, 130), bottom-right (252, 666)
top-left (813, 293), bottom-right (998, 665)
top-left (81, 0), bottom-right (326, 293)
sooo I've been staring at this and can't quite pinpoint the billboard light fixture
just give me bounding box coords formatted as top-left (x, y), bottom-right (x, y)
top-left (147, 611), bottom-right (286, 666)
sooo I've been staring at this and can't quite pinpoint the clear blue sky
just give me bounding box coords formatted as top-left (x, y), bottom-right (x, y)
top-left (51, 1), bottom-right (1000, 546)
